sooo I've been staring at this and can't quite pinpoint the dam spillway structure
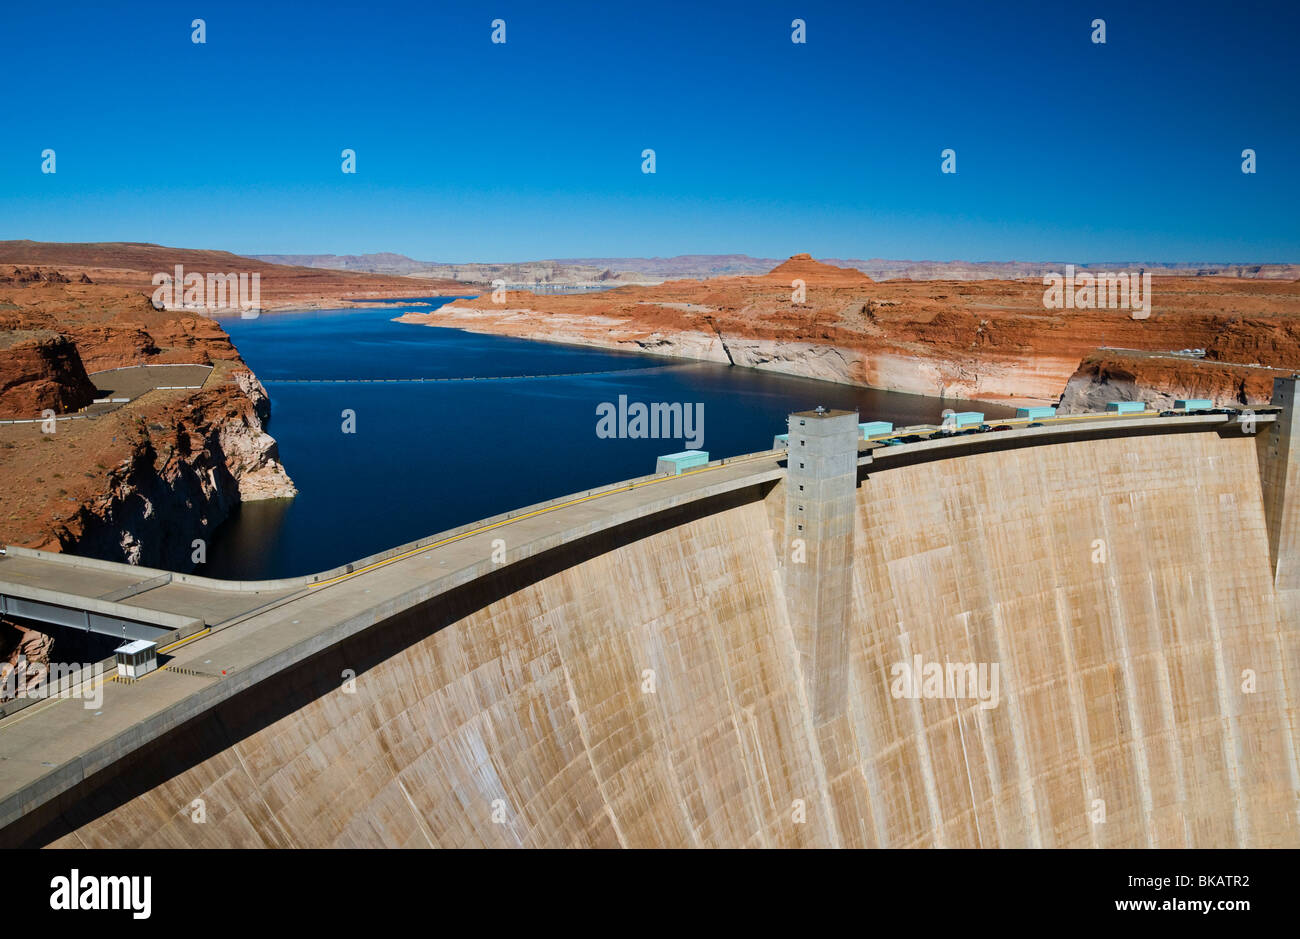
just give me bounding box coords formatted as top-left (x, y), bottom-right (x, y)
top-left (0, 387), bottom-right (1298, 848)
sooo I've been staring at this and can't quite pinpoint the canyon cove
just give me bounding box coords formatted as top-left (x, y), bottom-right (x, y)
top-left (197, 300), bottom-right (1011, 579)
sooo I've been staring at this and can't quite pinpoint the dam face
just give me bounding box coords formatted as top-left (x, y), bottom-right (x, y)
top-left (22, 421), bottom-right (1300, 848)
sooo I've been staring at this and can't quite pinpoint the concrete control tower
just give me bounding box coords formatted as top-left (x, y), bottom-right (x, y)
top-left (784, 407), bottom-right (859, 725)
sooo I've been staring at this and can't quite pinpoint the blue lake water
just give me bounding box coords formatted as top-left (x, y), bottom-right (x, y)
top-left (204, 299), bottom-right (1012, 579)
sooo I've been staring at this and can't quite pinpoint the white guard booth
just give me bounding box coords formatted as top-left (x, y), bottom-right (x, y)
top-left (114, 639), bottom-right (159, 680)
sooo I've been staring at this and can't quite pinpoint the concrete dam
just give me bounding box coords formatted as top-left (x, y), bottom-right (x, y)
top-left (1, 382), bottom-right (1297, 848)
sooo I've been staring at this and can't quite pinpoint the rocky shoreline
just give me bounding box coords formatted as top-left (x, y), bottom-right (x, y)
top-left (44, 365), bottom-right (296, 569)
top-left (0, 265), bottom-right (298, 571)
top-left (396, 254), bottom-right (1300, 409)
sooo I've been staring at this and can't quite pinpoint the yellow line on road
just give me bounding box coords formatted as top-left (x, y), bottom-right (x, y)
top-left (1039, 410), bottom-right (1156, 424)
top-left (158, 628), bottom-right (210, 655)
top-left (0, 670), bottom-right (111, 727)
top-left (0, 699), bottom-right (63, 726)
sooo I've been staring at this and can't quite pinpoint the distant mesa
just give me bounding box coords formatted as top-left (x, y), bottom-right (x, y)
top-left (764, 253), bottom-right (875, 286)
top-left (248, 249), bottom-right (1300, 285)
top-left (0, 241), bottom-right (463, 310)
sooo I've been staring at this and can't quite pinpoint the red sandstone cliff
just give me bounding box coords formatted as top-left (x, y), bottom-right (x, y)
top-left (0, 264), bottom-right (298, 568)
top-left (397, 254), bottom-right (1300, 406)
top-left (1057, 352), bottom-right (1291, 413)
top-left (30, 366), bottom-right (296, 566)
top-left (0, 331), bottom-right (98, 416)
top-left (0, 241), bottom-right (446, 568)
top-left (0, 619), bottom-right (54, 702)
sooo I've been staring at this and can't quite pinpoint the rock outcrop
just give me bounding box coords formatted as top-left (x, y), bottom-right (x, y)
top-left (761, 252), bottom-right (874, 287)
top-left (63, 323), bottom-right (161, 372)
top-left (1205, 316), bottom-right (1300, 369)
top-left (0, 620), bottom-right (54, 702)
top-left (224, 370), bottom-right (298, 501)
top-left (0, 267), bottom-right (71, 285)
top-left (0, 331), bottom-right (98, 417)
top-left (43, 368), bottom-right (296, 568)
top-left (1057, 351), bottom-right (1291, 414)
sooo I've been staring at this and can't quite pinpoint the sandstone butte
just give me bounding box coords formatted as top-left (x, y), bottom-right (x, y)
top-left (0, 242), bottom-right (457, 566)
top-left (398, 253), bottom-right (1300, 409)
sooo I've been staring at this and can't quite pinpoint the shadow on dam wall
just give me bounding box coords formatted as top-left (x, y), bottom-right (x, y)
top-left (12, 428), bottom-right (1300, 848)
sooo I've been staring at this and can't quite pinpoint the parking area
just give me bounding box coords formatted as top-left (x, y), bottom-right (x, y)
top-left (83, 364), bottom-right (214, 415)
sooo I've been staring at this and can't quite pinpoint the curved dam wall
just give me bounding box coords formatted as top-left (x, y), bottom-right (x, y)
top-left (28, 428), bottom-right (1299, 847)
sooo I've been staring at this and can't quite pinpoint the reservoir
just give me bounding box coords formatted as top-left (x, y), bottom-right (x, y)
top-left (204, 299), bottom-right (1012, 579)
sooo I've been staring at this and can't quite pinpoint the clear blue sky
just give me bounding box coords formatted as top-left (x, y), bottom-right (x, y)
top-left (2, 0), bottom-right (1296, 262)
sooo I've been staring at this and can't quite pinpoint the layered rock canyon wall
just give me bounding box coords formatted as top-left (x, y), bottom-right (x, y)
top-left (0, 266), bottom-right (298, 569)
top-left (44, 365), bottom-right (297, 568)
top-left (398, 256), bottom-right (1300, 408)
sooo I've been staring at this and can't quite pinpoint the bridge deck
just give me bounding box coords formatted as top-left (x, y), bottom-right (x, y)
top-left (0, 557), bottom-right (148, 600)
